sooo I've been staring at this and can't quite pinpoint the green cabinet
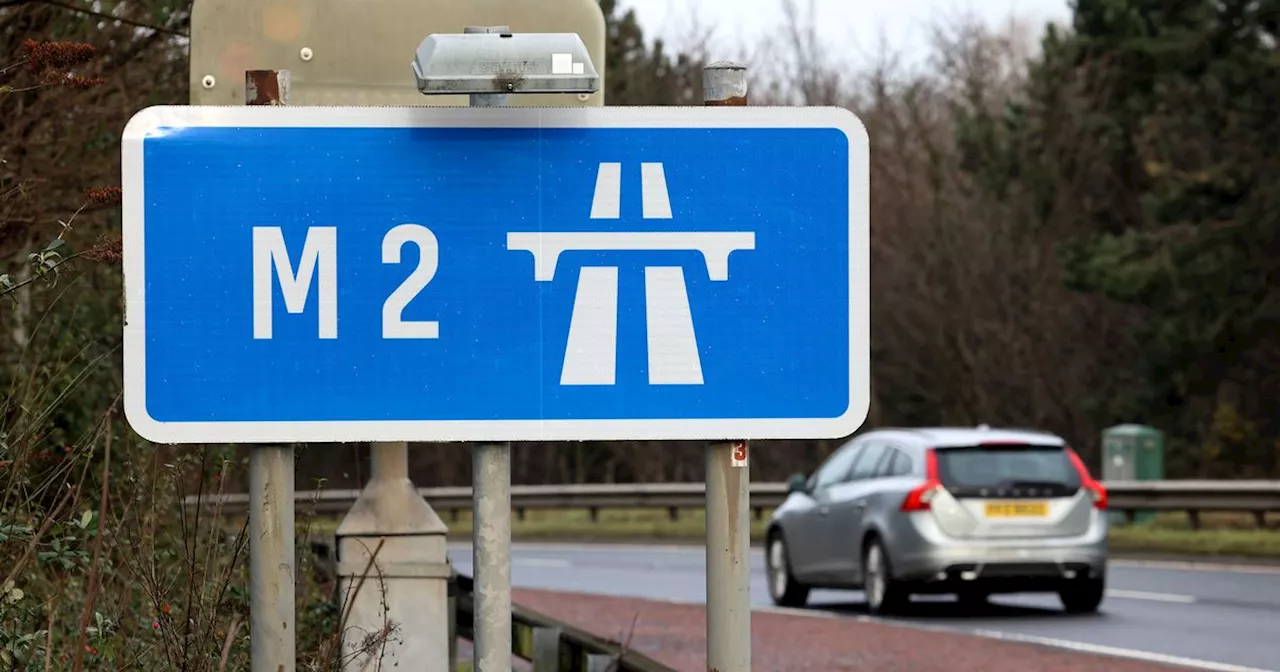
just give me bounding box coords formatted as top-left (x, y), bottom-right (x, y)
top-left (1102, 424), bottom-right (1164, 524)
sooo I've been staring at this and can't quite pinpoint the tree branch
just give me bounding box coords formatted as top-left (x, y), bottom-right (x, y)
top-left (0, 248), bottom-right (92, 299)
top-left (0, 0), bottom-right (189, 37)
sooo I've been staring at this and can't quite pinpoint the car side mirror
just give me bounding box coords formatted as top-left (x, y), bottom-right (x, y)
top-left (787, 473), bottom-right (809, 495)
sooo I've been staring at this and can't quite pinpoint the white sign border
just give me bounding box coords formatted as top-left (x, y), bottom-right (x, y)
top-left (122, 105), bottom-right (870, 444)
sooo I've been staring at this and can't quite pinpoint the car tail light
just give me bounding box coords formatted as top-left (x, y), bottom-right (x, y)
top-left (901, 448), bottom-right (942, 511)
top-left (1067, 447), bottom-right (1107, 509)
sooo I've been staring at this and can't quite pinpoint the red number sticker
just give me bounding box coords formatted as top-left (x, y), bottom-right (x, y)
top-left (732, 442), bottom-right (748, 464)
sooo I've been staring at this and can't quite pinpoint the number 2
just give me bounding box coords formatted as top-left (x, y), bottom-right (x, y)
top-left (382, 223), bottom-right (439, 339)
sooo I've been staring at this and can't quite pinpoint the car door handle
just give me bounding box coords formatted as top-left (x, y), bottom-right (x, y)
top-left (819, 505), bottom-right (830, 516)
top-left (852, 500), bottom-right (867, 511)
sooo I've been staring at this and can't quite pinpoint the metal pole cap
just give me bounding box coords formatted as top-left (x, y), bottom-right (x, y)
top-left (704, 61), bottom-right (748, 106)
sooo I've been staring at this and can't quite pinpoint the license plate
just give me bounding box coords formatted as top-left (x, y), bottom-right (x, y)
top-left (984, 501), bottom-right (1048, 518)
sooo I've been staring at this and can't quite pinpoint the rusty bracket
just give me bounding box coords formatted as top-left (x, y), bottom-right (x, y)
top-left (245, 69), bottom-right (290, 106)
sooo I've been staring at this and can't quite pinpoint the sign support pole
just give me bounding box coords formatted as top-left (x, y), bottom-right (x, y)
top-left (243, 69), bottom-right (297, 672)
top-left (248, 444), bottom-right (296, 670)
top-left (703, 63), bottom-right (752, 672)
top-left (705, 440), bottom-right (751, 672)
top-left (472, 440), bottom-right (511, 672)
top-left (467, 26), bottom-right (514, 672)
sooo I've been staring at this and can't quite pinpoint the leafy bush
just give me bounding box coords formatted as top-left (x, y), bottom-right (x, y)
top-left (0, 38), bottom-right (360, 671)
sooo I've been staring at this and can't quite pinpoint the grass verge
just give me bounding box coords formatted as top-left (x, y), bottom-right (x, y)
top-left (1107, 518), bottom-right (1280, 557)
top-left (311, 507), bottom-right (1280, 559)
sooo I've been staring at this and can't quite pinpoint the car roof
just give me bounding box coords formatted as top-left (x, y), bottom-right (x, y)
top-left (864, 426), bottom-right (1067, 449)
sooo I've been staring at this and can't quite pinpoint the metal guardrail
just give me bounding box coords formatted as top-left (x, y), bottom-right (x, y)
top-left (450, 570), bottom-right (676, 672)
top-left (1101, 480), bottom-right (1280, 527)
top-left (188, 480), bottom-right (1280, 529)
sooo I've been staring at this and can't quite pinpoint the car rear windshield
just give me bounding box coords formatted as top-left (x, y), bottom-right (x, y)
top-left (935, 444), bottom-right (1081, 495)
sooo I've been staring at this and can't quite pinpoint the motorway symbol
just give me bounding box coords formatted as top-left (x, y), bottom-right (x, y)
top-left (121, 105), bottom-right (869, 444)
top-left (506, 161), bottom-right (756, 387)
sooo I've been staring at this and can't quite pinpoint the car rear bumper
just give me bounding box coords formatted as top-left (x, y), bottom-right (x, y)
top-left (890, 513), bottom-right (1107, 590)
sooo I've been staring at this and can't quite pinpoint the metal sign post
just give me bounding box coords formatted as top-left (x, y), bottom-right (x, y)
top-left (472, 439), bottom-right (511, 672)
top-left (414, 24), bottom-right (602, 671)
top-left (243, 69), bottom-right (297, 672)
top-left (248, 442), bottom-right (296, 672)
top-left (462, 25), bottom-right (515, 672)
top-left (703, 62), bottom-right (753, 672)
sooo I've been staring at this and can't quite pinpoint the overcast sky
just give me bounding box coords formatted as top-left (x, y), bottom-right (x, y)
top-left (618, 0), bottom-right (1071, 66)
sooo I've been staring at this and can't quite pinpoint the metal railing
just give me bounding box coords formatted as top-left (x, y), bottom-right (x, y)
top-left (449, 570), bottom-right (677, 672)
top-left (187, 480), bottom-right (1280, 529)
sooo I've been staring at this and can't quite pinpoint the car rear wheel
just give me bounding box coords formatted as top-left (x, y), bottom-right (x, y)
top-left (765, 533), bottom-right (810, 608)
top-left (1059, 577), bottom-right (1105, 613)
top-left (863, 538), bottom-right (909, 615)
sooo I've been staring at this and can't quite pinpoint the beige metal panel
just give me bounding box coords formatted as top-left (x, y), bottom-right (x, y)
top-left (189, 0), bottom-right (606, 107)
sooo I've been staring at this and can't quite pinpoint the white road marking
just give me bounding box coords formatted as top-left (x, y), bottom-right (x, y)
top-left (756, 604), bottom-right (1275, 671)
top-left (755, 604), bottom-right (1275, 672)
top-left (447, 548), bottom-right (1268, 672)
top-left (444, 540), bottom-right (1280, 672)
top-left (513, 557), bottom-right (573, 569)
top-left (968, 630), bottom-right (1278, 672)
top-left (487, 565), bottom-right (1190, 606)
top-left (1105, 588), bottom-right (1198, 604)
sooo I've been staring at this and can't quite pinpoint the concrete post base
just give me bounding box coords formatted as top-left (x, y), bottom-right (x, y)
top-left (336, 442), bottom-right (452, 672)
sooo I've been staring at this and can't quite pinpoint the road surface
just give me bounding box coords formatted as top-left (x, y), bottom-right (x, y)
top-left (448, 542), bottom-right (1280, 672)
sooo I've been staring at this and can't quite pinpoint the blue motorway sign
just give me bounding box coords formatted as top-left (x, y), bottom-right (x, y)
top-left (121, 106), bottom-right (869, 443)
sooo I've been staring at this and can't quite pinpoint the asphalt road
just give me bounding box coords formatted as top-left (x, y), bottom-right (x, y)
top-left (448, 542), bottom-right (1280, 672)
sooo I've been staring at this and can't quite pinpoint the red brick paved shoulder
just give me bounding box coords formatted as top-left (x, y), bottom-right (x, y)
top-left (513, 589), bottom-right (1184, 672)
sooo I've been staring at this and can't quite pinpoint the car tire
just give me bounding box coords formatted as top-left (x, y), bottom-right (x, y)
top-left (863, 538), bottom-right (909, 616)
top-left (1059, 578), bottom-right (1106, 613)
top-left (765, 532), bottom-right (810, 608)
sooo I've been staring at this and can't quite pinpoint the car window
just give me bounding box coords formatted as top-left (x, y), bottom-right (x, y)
top-left (887, 449), bottom-right (914, 476)
top-left (848, 442), bottom-right (888, 481)
top-left (935, 444), bottom-right (1080, 489)
top-left (812, 442), bottom-right (862, 489)
top-left (869, 446), bottom-right (893, 477)
top-left (874, 447), bottom-right (904, 477)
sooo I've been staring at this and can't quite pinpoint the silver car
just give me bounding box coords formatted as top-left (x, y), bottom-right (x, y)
top-left (764, 426), bottom-right (1109, 615)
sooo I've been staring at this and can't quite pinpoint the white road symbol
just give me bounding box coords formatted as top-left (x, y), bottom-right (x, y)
top-left (507, 162), bottom-right (755, 387)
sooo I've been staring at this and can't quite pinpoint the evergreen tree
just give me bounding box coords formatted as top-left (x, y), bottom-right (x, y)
top-left (599, 0), bottom-right (703, 105)
top-left (959, 0), bottom-right (1280, 473)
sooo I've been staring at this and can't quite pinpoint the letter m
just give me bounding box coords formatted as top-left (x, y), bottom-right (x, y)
top-left (252, 226), bottom-right (337, 339)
